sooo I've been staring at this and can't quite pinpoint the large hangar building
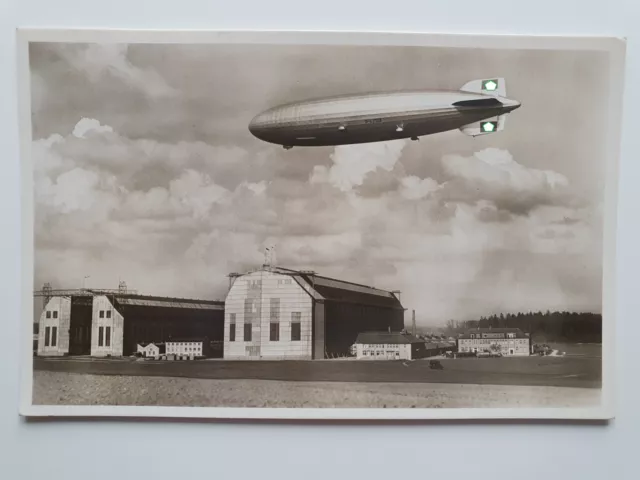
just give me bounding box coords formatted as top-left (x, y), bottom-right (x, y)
top-left (35, 286), bottom-right (225, 357)
top-left (224, 266), bottom-right (405, 360)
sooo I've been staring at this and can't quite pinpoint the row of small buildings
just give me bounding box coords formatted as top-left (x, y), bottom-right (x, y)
top-left (35, 265), bottom-right (531, 361)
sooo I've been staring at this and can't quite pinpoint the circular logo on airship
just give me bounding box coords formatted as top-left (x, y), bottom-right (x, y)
top-left (482, 79), bottom-right (499, 91)
top-left (481, 121), bottom-right (497, 133)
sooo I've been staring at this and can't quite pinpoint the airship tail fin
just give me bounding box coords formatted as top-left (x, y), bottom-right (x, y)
top-left (459, 77), bottom-right (506, 97)
top-left (459, 114), bottom-right (508, 137)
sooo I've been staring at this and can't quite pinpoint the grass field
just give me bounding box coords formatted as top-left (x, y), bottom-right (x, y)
top-left (33, 354), bottom-right (601, 389)
top-left (32, 371), bottom-right (601, 408)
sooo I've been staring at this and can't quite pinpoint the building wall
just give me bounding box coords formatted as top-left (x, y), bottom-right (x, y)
top-left (37, 297), bottom-right (71, 356)
top-left (137, 344), bottom-right (160, 357)
top-left (356, 343), bottom-right (412, 360)
top-left (324, 302), bottom-right (404, 357)
top-left (91, 295), bottom-right (124, 357)
top-left (458, 337), bottom-right (530, 356)
top-left (224, 271), bottom-right (313, 360)
top-left (166, 341), bottom-right (203, 357)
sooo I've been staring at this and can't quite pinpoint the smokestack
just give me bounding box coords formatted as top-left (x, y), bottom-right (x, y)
top-left (412, 310), bottom-right (416, 337)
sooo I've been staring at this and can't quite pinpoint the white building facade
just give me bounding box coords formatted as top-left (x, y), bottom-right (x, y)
top-left (224, 269), bottom-right (314, 360)
top-left (137, 343), bottom-right (163, 358)
top-left (166, 339), bottom-right (204, 358)
top-left (354, 332), bottom-right (425, 360)
top-left (37, 296), bottom-right (71, 356)
top-left (457, 328), bottom-right (531, 356)
top-left (91, 295), bottom-right (124, 357)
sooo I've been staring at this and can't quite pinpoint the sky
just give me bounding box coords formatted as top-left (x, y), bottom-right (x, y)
top-left (29, 41), bottom-right (611, 325)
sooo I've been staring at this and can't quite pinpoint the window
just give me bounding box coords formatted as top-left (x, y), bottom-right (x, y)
top-left (270, 298), bottom-right (280, 321)
top-left (244, 323), bottom-right (252, 342)
top-left (99, 310), bottom-right (104, 319)
top-left (106, 310), bottom-right (111, 319)
top-left (229, 313), bottom-right (236, 342)
top-left (46, 311), bottom-right (51, 319)
top-left (105, 327), bottom-right (111, 347)
top-left (291, 321), bottom-right (301, 342)
top-left (98, 327), bottom-right (104, 347)
top-left (244, 298), bottom-right (255, 322)
top-left (44, 326), bottom-right (50, 347)
top-left (53, 310), bottom-right (58, 319)
top-left (270, 322), bottom-right (280, 341)
top-left (51, 326), bottom-right (57, 347)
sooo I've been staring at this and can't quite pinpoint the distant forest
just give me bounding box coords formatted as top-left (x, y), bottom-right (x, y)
top-left (445, 311), bottom-right (602, 343)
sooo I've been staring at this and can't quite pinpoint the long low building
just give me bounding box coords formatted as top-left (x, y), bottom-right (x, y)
top-left (354, 331), bottom-right (426, 360)
top-left (37, 290), bottom-right (224, 357)
top-left (224, 266), bottom-right (405, 360)
top-left (457, 327), bottom-right (531, 356)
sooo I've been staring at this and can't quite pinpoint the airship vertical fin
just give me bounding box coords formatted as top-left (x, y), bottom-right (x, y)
top-left (459, 78), bottom-right (506, 97)
top-left (459, 114), bottom-right (508, 137)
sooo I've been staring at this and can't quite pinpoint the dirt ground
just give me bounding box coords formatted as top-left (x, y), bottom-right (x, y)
top-left (32, 371), bottom-right (601, 408)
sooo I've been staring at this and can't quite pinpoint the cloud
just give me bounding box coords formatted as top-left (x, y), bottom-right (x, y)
top-left (440, 148), bottom-right (573, 214)
top-left (311, 140), bottom-right (407, 191)
top-left (57, 44), bottom-right (177, 98)
top-left (33, 118), bottom-right (602, 323)
top-left (399, 175), bottom-right (441, 200)
top-left (72, 118), bottom-right (114, 138)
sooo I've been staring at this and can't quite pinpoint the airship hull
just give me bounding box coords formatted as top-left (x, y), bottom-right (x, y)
top-left (249, 80), bottom-right (521, 148)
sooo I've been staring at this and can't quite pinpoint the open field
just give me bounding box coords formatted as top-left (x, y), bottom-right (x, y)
top-left (33, 354), bottom-right (601, 389)
top-left (32, 371), bottom-right (601, 408)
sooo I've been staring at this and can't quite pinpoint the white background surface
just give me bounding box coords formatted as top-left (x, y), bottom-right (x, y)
top-left (1, 1), bottom-right (638, 478)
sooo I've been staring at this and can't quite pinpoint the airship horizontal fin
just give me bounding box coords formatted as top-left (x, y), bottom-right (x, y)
top-left (460, 77), bottom-right (506, 97)
top-left (452, 97), bottom-right (503, 108)
top-left (459, 114), bottom-right (508, 137)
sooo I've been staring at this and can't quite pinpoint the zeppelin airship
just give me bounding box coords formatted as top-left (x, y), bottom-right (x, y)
top-left (249, 78), bottom-right (520, 149)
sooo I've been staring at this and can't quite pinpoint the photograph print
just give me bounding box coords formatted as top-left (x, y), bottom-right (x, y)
top-left (19, 30), bottom-right (625, 420)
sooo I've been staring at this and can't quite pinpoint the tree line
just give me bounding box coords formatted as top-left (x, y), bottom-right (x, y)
top-left (445, 311), bottom-right (602, 343)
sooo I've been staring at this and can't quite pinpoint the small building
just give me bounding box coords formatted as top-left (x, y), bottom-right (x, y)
top-left (136, 342), bottom-right (165, 359)
top-left (354, 331), bottom-right (426, 360)
top-left (424, 341), bottom-right (455, 357)
top-left (166, 337), bottom-right (209, 359)
top-left (457, 327), bottom-right (531, 356)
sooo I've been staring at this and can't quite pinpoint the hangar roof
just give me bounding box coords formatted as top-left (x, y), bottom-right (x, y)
top-left (355, 331), bottom-right (423, 345)
top-left (255, 266), bottom-right (404, 310)
top-left (116, 297), bottom-right (223, 310)
top-left (458, 328), bottom-right (529, 339)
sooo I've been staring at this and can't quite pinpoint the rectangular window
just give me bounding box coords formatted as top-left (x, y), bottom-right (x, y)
top-left (53, 310), bottom-right (58, 319)
top-left (46, 311), bottom-right (51, 319)
top-left (291, 321), bottom-right (301, 342)
top-left (51, 326), bottom-right (57, 347)
top-left (106, 310), bottom-right (111, 318)
top-left (244, 298), bottom-right (255, 322)
top-left (99, 310), bottom-right (104, 318)
top-left (270, 298), bottom-right (280, 321)
top-left (44, 326), bottom-right (50, 347)
top-left (270, 322), bottom-right (280, 341)
top-left (105, 326), bottom-right (111, 347)
top-left (98, 326), bottom-right (104, 347)
top-left (230, 323), bottom-right (236, 342)
top-left (244, 323), bottom-right (252, 342)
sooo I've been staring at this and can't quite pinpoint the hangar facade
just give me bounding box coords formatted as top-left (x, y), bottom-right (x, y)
top-left (224, 266), bottom-right (405, 360)
top-left (36, 289), bottom-right (225, 357)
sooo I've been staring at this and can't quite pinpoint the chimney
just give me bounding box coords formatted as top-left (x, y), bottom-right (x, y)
top-left (412, 310), bottom-right (416, 337)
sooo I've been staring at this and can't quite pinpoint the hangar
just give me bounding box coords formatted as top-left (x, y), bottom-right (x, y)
top-left (223, 266), bottom-right (405, 360)
top-left (35, 285), bottom-right (225, 357)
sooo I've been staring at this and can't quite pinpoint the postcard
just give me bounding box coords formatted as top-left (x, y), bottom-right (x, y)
top-left (17, 29), bottom-right (626, 420)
